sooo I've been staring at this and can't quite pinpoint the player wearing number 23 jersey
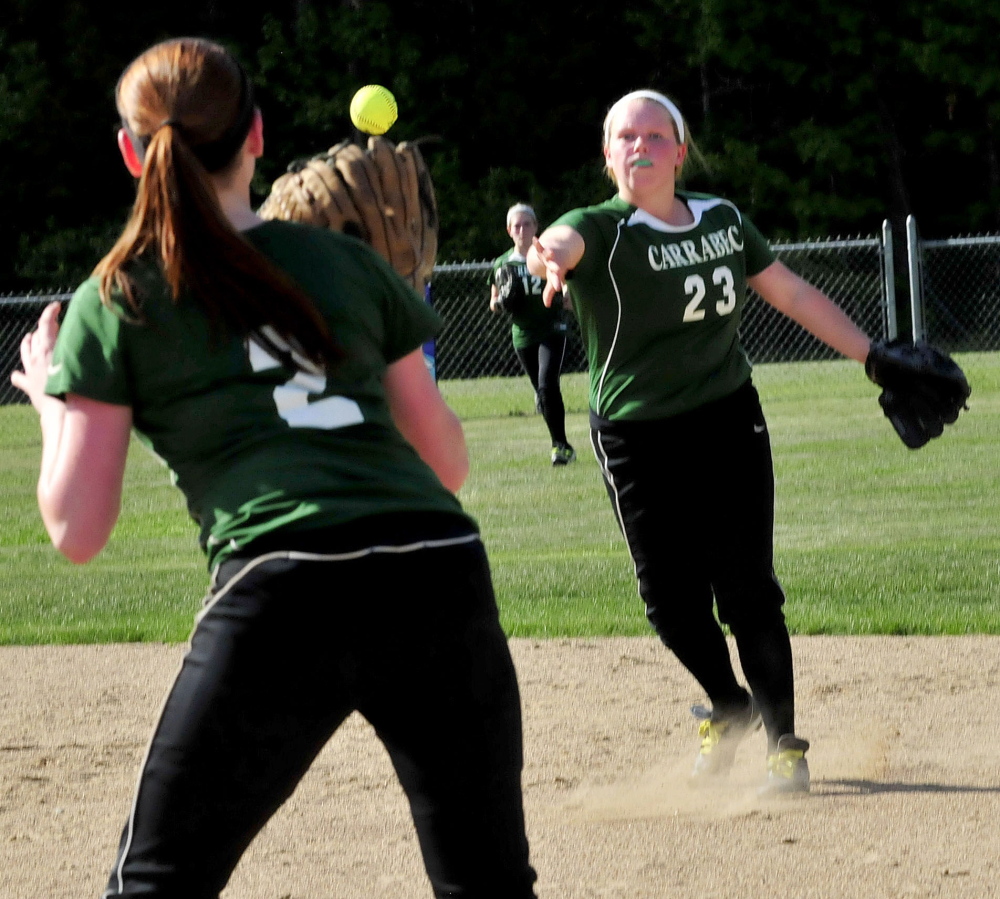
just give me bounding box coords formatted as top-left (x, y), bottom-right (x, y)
top-left (553, 191), bottom-right (775, 423)
top-left (531, 90), bottom-right (872, 798)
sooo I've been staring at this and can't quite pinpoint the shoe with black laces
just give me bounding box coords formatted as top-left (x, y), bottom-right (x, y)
top-left (689, 695), bottom-right (762, 782)
top-left (759, 734), bottom-right (811, 796)
top-left (551, 443), bottom-right (576, 466)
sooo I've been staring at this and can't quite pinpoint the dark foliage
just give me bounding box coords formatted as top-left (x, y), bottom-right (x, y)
top-left (2, 0), bottom-right (998, 291)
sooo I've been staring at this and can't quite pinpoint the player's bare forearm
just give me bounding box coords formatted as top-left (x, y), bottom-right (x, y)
top-left (36, 394), bottom-right (67, 498)
top-left (36, 396), bottom-right (131, 564)
top-left (529, 226), bottom-right (585, 307)
top-left (410, 404), bottom-right (469, 493)
top-left (751, 261), bottom-right (871, 363)
top-left (785, 286), bottom-right (870, 363)
top-left (12, 303), bottom-right (131, 562)
top-left (384, 349), bottom-right (469, 492)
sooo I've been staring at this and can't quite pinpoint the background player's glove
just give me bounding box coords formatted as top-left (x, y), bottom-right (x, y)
top-left (259, 136), bottom-right (438, 296)
top-left (494, 265), bottom-right (528, 316)
top-left (865, 337), bottom-right (971, 449)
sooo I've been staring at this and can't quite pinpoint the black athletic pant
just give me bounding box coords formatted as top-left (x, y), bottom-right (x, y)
top-left (515, 333), bottom-right (569, 446)
top-left (590, 381), bottom-right (795, 749)
top-left (101, 520), bottom-right (537, 899)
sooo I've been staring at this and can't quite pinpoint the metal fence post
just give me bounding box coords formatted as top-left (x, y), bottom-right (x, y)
top-left (881, 219), bottom-right (898, 339)
top-left (906, 215), bottom-right (925, 341)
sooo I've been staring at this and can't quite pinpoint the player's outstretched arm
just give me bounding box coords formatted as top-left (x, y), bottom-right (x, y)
top-left (383, 348), bottom-right (469, 493)
top-left (749, 260), bottom-right (871, 363)
top-left (36, 396), bottom-right (131, 563)
top-left (11, 303), bottom-right (131, 564)
top-left (528, 227), bottom-right (585, 307)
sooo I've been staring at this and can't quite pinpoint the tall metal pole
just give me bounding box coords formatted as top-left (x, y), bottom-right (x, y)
top-left (906, 215), bottom-right (924, 341)
top-left (882, 219), bottom-right (898, 339)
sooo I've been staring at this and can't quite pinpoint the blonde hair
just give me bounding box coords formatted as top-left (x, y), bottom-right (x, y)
top-left (506, 203), bottom-right (537, 228)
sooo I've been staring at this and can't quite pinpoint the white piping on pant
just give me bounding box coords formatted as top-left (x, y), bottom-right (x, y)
top-left (590, 429), bottom-right (641, 590)
top-left (102, 531), bottom-right (481, 897)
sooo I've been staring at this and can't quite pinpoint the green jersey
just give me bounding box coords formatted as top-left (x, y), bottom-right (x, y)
top-left (553, 192), bottom-right (776, 421)
top-left (489, 249), bottom-right (568, 349)
top-left (46, 220), bottom-right (474, 568)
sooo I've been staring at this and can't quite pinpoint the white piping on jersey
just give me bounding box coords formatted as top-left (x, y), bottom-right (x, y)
top-left (594, 196), bottom-right (743, 416)
top-left (595, 220), bottom-right (628, 416)
top-left (627, 196), bottom-right (743, 233)
top-left (101, 531), bottom-right (480, 898)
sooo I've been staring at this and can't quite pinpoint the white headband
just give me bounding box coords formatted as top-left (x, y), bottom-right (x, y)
top-left (603, 90), bottom-right (685, 145)
top-left (506, 203), bottom-right (537, 228)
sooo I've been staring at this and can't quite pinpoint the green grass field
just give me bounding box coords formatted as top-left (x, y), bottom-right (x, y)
top-left (2, 353), bottom-right (998, 644)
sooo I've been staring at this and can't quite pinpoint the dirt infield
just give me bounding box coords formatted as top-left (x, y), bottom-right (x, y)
top-left (2, 636), bottom-right (999, 898)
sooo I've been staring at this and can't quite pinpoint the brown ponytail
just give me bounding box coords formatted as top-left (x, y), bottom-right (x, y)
top-left (94, 38), bottom-right (340, 366)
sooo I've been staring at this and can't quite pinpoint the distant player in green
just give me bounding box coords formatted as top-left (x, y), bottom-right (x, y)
top-left (12, 38), bottom-right (537, 898)
top-left (529, 90), bottom-right (874, 795)
top-left (489, 203), bottom-right (575, 465)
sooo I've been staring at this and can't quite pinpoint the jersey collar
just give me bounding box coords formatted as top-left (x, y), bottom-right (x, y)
top-left (621, 193), bottom-right (740, 233)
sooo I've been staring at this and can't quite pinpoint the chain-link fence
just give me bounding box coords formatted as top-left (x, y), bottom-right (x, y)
top-left (429, 235), bottom-right (888, 379)
top-left (743, 236), bottom-right (889, 362)
top-left (3, 224), bottom-right (998, 405)
top-left (1, 293), bottom-right (74, 405)
top-left (430, 262), bottom-right (586, 380)
top-left (910, 231), bottom-right (1000, 352)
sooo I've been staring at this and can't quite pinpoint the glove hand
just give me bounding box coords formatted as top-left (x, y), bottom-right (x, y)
top-left (493, 265), bottom-right (527, 315)
top-left (865, 338), bottom-right (971, 449)
top-left (10, 301), bottom-right (62, 413)
top-left (259, 136), bottom-right (438, 296)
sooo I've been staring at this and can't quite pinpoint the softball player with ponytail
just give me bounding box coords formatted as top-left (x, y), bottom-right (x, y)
top-left (530, 89), bottom-right (874, 795)
top-left (12, 37), bottom-right (537, 898)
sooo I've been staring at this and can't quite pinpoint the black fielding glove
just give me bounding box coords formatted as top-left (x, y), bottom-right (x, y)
top-left (865, 338), bottom-right (971, 449)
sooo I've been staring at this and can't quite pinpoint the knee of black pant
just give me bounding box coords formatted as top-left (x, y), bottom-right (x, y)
top-left (717, 576), bottom-right (787, 636)
top-left (638, 576), bottom-right (716, 650)
top-left (535, 386), bottom-right (550, 415)
top-left (538, 365), bottom-right (561, 391)
top-left (725, 608), bottom-right (788, 646)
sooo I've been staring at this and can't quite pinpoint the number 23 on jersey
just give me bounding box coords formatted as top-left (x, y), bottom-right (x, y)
top-left (682, 265), bottom-right (737, 322)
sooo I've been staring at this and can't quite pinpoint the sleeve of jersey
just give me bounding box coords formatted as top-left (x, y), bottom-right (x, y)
top-left (549, 207), bottom-right (601, 281)
top-left (368, 253), bottom-right (443, 365)
top-left (44, 280), bottom-right (132, 406)
top-left (740, 214), bottom-right (777, 277)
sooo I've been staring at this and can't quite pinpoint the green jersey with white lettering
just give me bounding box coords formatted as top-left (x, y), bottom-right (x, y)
top-left (553, 191), bottom-right (775, 421)
top-left (46, 220), bottom-right (474, 568)
top-left (489, 249), bottom-right (568, 349)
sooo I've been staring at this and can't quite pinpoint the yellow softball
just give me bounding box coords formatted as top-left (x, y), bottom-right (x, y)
top-left (349, 84), bottom-right (398, 136)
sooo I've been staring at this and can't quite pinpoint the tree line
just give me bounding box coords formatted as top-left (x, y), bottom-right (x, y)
top-left (1, 0), bottom-right (997, 292)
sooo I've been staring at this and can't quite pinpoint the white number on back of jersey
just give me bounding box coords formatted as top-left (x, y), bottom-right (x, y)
top-left (247, 328), bottom-right (364, 430)
top-left (682, 265), bottom-right (737, 322)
